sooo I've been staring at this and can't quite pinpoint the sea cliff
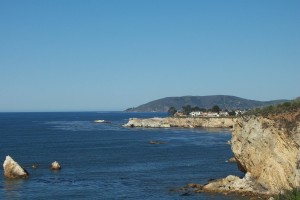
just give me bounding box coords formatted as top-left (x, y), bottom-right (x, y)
top-left (188, 107), bottom-right (300, 196)
top-left (123, 117), bottom-right (236, 128)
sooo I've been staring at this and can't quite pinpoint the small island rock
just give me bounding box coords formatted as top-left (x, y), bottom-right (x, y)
top-left (50, 161), bottom-right (61, 170)
top-left (3, 155), bottom-right (29, 179)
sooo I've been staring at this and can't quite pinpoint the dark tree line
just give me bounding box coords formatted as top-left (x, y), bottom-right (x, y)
top-left (168, 105), bottom-right (222, 116)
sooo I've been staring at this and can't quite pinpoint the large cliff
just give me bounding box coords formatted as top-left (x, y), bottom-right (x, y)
top-left (193, 107), bottom-right (300, 196)
top-left (123, 117), bottom-right (236, 128)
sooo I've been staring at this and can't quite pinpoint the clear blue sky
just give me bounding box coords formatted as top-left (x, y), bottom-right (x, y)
top-left (0, 0), bottom-right (299, 111)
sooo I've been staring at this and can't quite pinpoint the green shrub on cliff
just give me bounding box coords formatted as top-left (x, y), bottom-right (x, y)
top-left (245, 100), bottom-right (300, 116)
top-left (274, 188), bottom-right (300, 200)
top-left (168, 107), bottom-right (177, 116)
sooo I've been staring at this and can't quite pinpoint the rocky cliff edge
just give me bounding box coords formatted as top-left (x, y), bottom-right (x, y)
top-left (192, 108), bottom-right (300, 196)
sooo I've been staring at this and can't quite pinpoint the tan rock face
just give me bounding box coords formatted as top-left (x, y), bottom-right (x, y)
top-left (192, 109), bottom-right (300, 196)
top-left (3, 155), bottom-right (29, 179)
top-left (231, 115), bottom-right (300, 194)
top-left (123, 117), bottom-right (236, 128)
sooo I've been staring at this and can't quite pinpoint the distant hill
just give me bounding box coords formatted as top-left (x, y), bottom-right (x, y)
top-left (125, 95), bottom-right (288, 112)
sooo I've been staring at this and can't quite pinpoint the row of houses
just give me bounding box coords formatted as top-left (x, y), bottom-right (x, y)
top-left (189, 110), bottom-right (246, 117)
top-left (189, 111), bottom-right (228, 117)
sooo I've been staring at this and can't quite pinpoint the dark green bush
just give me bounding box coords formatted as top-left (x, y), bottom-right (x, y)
top-left (274, 189), bottom-right (300, 200)
top-left (245, 100), bottom-right (300, 116)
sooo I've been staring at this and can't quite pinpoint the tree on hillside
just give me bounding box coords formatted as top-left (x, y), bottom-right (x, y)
top-left (212, 105), bottom-right (221, 113)
top-left (168, 107), bottom-right (177, 116)
top-left (199, 108), bottom-right (207, 112)
top-left (193, 106), bottom-right (201, 111)
top-left (228, 111), bottom-right (236, 116)
top-left (182, 105), bottom-right (192, 115)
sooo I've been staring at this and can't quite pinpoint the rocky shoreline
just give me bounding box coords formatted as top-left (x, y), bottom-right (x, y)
top-left (185, 110), bottom-right (300, 198)
top-left (123, 117), bottom-right (236, 128)
top-left (124, 109), bottom-right (300, 198)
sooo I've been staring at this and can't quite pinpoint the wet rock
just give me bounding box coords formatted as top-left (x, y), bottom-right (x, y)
top-left (50, 161), bottom-right (61, 170)
top-left (3, 155), bottom-right (29, 179)
top-left (187, 183), bottom-right (202, 188)
top-left (181, 183), bottom-right (203, 193)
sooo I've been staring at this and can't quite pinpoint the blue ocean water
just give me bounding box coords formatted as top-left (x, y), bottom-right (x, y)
top-left (0, 112), bottom-right (247, 199)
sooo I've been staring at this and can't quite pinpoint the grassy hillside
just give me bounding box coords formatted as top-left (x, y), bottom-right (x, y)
top-left (245, 99), bottom-right (300, 116)
top-left (125, 95), bottom-right (287, 112)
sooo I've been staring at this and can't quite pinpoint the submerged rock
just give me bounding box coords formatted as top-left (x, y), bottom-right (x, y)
top-left (3, 155), bottom-right (29, 179)
top-left (50, 161), bottom-right (61, 170)
top-left (149, 140), bottom-right (166, 145)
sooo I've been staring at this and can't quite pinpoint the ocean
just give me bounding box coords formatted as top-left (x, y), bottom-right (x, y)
top-left (0, 112), bottom-right (247, 199)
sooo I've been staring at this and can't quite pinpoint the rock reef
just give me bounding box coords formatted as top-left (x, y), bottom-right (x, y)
top-left (123, 117), bottom-right (236, 128)
top-left (3, 155), bottom-right (29, 179)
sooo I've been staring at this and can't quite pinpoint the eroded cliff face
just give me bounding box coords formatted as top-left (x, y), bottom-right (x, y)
top-left (198, 109), bottom-right (300, 196)
top-left (231, 112), bottom-right (300, 194)
top-left (123, 117), bottom-right (236, 128)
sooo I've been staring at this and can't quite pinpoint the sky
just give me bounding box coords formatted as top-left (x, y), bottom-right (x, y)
top-left (0, 0), bottom-right (299, 111)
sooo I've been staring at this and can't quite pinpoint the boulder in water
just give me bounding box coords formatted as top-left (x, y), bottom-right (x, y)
top-left (50, 161), bottom-right (61, 170)
top-left (3, 155), bottom-right (29, 179)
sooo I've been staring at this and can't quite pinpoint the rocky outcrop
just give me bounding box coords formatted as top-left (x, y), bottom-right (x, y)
top-left (123, 117), bottom-right (236, 128)
top-left (196, 109), bottom-right (300, 196)
top-left (182, 173), bottom-right (269, 199)
top-left (226, 157), bottom-right (237, 163)
top-left (3, 155), bottom-right (29, 179)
